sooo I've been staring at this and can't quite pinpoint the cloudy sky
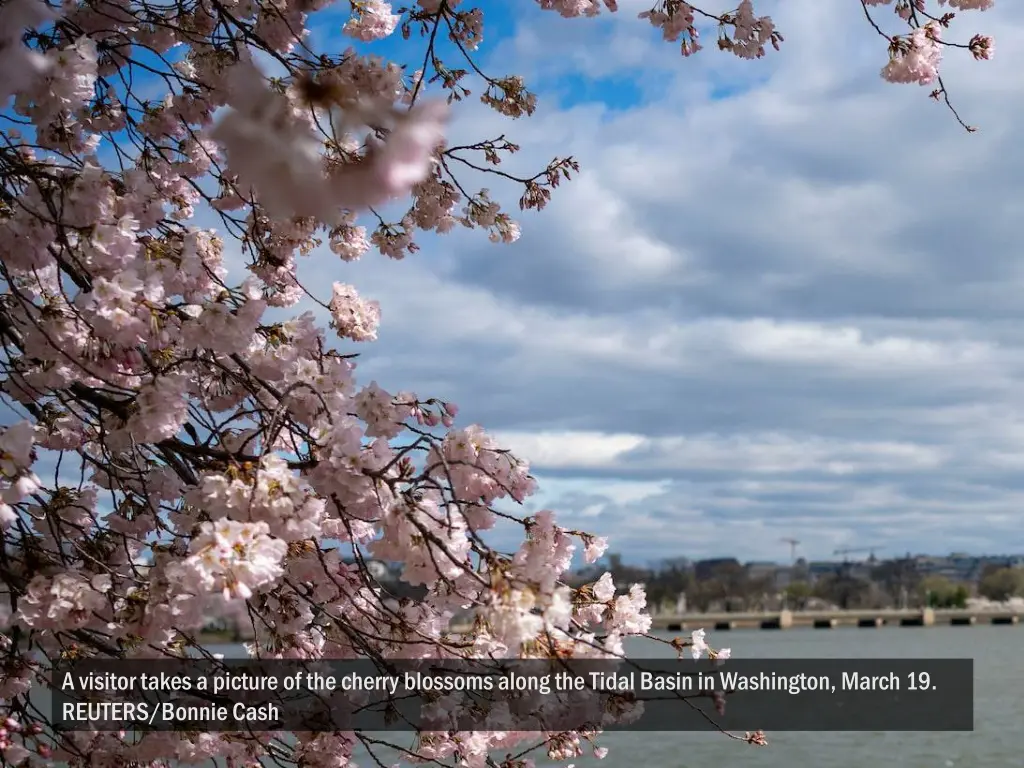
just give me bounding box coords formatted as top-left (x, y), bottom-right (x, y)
top-left (268, 1), bottom-right (1023, 564)
top-left (291, 0), bottom-right (1024, 566)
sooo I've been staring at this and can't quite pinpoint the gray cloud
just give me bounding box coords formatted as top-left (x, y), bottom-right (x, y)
top-left (285, 0), bottom-right (1024, 562)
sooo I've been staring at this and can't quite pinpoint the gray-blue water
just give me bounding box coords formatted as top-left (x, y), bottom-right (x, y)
top-left (578, 626), bottom-right (1017, 768)
top-left (190, 625), bottom-right (1024, 766)
top-left (334, 625), bottom-right (1016, 768)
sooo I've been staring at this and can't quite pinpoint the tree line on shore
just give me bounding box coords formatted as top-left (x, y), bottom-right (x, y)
top-left (568, 555), bottom-right (1024, 613)
top-left (201, 556), bottom-right (1024, 636)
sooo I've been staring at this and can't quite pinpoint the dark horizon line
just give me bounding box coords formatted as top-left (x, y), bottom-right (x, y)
top-left (600, 551), bottom-right (1024, 568)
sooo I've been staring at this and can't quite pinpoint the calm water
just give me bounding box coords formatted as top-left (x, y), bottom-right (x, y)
top-left (585, 626), bottom-right (1018, 768)
top-left (327, 626), bottom-right (1015, 768)
top-left (186, 626), bottom-right (1021, 767)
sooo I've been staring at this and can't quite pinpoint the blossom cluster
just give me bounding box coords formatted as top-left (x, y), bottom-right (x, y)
top-left (0, 0), bottom-right (996, 765)
top-left (865, 0), bottom-right (995, 90)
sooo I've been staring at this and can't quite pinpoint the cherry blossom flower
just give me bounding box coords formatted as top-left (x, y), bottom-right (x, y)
top-left (690, 628), bottom-right (709, 659)
top-left (0, 0), bottom-right (997, 762)
top-left (343, 0), bottom-right (401, 41)
top-left (168, 520), bottom-right (288, 602)
top-left (882, 22), bottom-right (943, 85)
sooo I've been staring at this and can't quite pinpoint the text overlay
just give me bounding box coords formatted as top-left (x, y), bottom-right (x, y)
top-left (53, 658), bottom-right (973, 732)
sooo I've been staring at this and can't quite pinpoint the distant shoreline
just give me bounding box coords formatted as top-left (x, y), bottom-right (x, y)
top-left (196, 605), bottom-right (1024, 646)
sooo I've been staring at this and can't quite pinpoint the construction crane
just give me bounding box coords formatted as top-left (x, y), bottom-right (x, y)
top-left (780, 537), bottom-right (800, 563)
top-left (833, 546), bottom-right (884, 562)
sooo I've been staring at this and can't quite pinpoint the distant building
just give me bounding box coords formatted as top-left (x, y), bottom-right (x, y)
top-left (806, 561), bottom-right (838, 583)
top-left (773, 566), bottom-right (796, 589)
top-left (913, 554), bottom-right (1023, 583)
top-left (658, 557), bottom-right (694, 572)
top-left (844, 562), bottom-right (874, 581)
top-left (792, 557), bottom-right (811, 582)
top-left (745, 561), bottom-right (775, 579)
top-left (694, 557), bottom-right (740, 581)
top-left (745, 562), bottom-right (797, 590)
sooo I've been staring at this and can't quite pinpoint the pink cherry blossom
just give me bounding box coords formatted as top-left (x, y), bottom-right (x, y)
top-left (690, 628), bottom-right (709, 659)
top-left (329, 282), bottom-right (382, 342)
top-left (942, 0), bottom-right (994, 9)
top-left (344, 0), bottom-right (401, 41)
top-left (168, 520), bottom-right (289, 602)
top-left (0, 0), bottom-right (997, 762)
top-left (882, 21), bottom-right (943, 85)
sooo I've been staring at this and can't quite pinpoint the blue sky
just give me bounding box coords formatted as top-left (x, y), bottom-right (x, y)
top-left (9, 0), bottom-right (1024, 568)
top-left (285, 0), bottom-right (1024, 566)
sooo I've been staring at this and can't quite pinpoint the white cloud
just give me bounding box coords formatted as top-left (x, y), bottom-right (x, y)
top-left (494, 429), bottom-right (947, 474)
top-left (719, 320), bottom-right (996, 372)
top-left (493, 430), bottom-right (646, 469)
